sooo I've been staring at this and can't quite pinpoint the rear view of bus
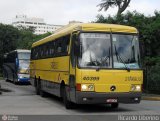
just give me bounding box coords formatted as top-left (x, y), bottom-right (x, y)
top-left (3, 49), bottom-right (31, 84)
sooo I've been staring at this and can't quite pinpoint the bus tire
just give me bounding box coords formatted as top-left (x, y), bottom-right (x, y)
top-left (14, 80), bottom-right (17, 85)
top-left (5, 74), bottom-right (8, 82)
top-left (36, 79), bottom-right (40, 95)
top-left (3, 71), bottom-right (8, 82)
top-left (40, 90), bottom-right (47, 97)
top-left (13, 78), bottom-right (18, 85)
top-left (111, 103), bottom-right (119, 109)
top-left (39, 81), bottom-right (47, 97)
top-left (63, 86), bottom-right (76, 109)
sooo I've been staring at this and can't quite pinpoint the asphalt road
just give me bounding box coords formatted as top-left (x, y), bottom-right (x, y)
top-left (0, 79), bottom-right (160, 121)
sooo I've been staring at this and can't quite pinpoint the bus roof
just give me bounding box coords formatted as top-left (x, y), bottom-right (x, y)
top-left (16, 49), bottom-right (31, 53)
top-left (9, 49), bottom-right (31, 53)
top-left (32, 23), bottom-right (138, 48)
top-left (4, 49), bottom-right (30, 56)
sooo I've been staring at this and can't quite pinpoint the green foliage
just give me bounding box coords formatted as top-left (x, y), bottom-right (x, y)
top-left (144, 58), bottom-right (160, 93)
top-left (17, 29), bottom-right (51, 49)
top-left (0, 24), bottom-right (20, 73)
top-left (97, 0), bottom-right (131, 16)
top-left (0, 24), bottom-right (51, 74)
top-left (0, 24), bottom-right (19, 54)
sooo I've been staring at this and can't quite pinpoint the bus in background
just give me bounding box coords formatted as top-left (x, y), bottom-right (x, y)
top-left (3, 49), bottom-right (31, 84)
top-left (30, 23), bottom-right (143, 109)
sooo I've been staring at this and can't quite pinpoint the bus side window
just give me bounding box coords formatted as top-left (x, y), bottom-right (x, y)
top-left (50, 41), bottom-right (55, 57)
top-left (43, 44), bottom-right (47, 58)
top-left (37, 46), bottom-right (41, 59)
top-left (31, 48), bottom-right (35, 60)
top-left (33, 48), bottom-right (36, 60)
top-left (55, 39), bottom-right (62, 55)
top-left (35, 47), bottom-right (38, 59)
top-left (46, 42), bottom-right (50, 58)
top-left (41, 45), bottom-right (44, 59)
top-left (63, 35), bottom-right (70, 54)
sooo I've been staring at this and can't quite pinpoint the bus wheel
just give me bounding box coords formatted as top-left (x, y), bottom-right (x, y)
top-left (14, 81), bottom-right (17, 85)
top-left (13, 78), bottom-right (18, 85)
top-left (40, 90), bottom-right (47, 97)
top-left (36, 80), bottom-right (40, 95)
top-left (5, 76), bottom-right (8, 82)
top-left (111, 103), bottom-right (119, 109)
top-left (39, 81), bottom-right (47, 97)
top-left (63, 86), bottom-right (75, 109)
top-left (4, 73), bottom-right (7, 81)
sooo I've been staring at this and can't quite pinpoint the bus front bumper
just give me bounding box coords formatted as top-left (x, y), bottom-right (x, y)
top-left (18, 78), bottom-right (30, 82)
top-left (75, 92), bottom-right (142, 104)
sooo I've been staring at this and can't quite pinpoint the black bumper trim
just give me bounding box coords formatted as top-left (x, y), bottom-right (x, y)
top-left (75, 92), bottom-right (142, 104)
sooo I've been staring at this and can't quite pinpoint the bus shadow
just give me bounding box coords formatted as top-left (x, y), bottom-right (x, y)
top-left (45, 94), bottom-right (134, 113)
top-left (6, 79), bottom-right (31, 86)
top-left (75, 104), bottom-right (133, 113)
top-left (45, 93), bottom-right (64, 106)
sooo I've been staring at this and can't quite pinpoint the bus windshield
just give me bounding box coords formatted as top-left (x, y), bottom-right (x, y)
top-left (19, 60), bottom-right (30, 73)
top-left (18, 52), bottom-right (30, 74)
top-left (112, 34), bottom-right (140, 69)
top-left (18, 52), bottom-right (30, 60)
top-left (78, 33), bottom-right (141, 69)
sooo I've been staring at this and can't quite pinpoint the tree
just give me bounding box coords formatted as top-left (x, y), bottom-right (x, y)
top-left (97, 0), bottom-right (131, 16)
top-left (16, 26), bottom-right (51, 49)
top-left (0, 24), bottom-right (20, 74)
top-left (0, 23), bottom-right (52, 75)
top-left (0, 24), bottom-right (20, 55)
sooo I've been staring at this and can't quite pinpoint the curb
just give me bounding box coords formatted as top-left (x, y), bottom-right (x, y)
top-left (142, 96), bottom-right (160, 101)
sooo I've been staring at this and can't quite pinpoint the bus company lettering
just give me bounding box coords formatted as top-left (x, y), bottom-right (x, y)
top-left (125, 76), bottom-right (141, 81)
top-left (51, 62), bottom-right (58, 69)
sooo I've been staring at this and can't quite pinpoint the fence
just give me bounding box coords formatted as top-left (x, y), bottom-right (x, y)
top-left (143, 64), bottom-right (160, 94)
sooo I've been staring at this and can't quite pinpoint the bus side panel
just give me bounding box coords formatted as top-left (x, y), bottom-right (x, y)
top-left (30, 60), bottom-right (36, 86)
top-left (33, 56), bottom-right (69, 97)
top-left (3, 62), bottom-right (16, 81)
top-left (2, 64), bottom-right (9, 80)
top-left (68, 62), bottom-right (76, 102)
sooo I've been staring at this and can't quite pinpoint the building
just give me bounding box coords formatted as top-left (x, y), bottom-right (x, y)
top-left (12, 15), bottom-right (63, 35)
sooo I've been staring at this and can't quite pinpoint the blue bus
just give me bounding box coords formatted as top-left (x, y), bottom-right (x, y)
top-left (2, 49), bottom-right (31, 84)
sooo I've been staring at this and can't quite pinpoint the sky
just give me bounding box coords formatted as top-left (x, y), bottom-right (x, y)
top-left (0, 0), bottom-right (160, 25)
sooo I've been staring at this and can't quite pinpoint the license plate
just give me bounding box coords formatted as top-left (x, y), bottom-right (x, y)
top-left (106, 99), bottom-right (117, 103)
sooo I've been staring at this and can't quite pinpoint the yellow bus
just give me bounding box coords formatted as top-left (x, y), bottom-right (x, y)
top-left (30, 23), bottom-right (143, 109)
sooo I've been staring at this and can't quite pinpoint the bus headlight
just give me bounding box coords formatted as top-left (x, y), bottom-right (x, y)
top-left (19, 76), bottom-right (23, 78)
top-left (18, 74), bottom-right (23, 79)
top-left (82, 84), bottom-right (87, 90)
top-left (136, 85), bottom-right (141, 91)
top-left (81, 84), bottom-right (94, 91)
top-left (131, 85), bottom-right (141, 91)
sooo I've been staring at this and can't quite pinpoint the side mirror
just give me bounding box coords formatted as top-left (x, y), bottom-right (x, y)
top-left (74, 41), bottom-right (80, 56)
top-left (72, 34), bottom-right (80, 56)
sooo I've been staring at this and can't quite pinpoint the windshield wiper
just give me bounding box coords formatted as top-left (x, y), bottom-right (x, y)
top-left (114, 45), bottom-right (130, 72)
top-left (88, 51), bottom-right (100, 66)
top-left (95, 47), bottom-right (111, 71)
top-left (100, 47), bottom-right (111, 66)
